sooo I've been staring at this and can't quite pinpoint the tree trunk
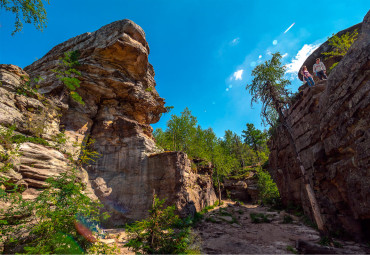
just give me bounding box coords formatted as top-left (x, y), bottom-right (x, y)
top-left (216, 168), bottom-right (222, 205)
top-left (276, 107), bottom-right (325, 233)
top-left (269, 85), bottom-right (325, 233)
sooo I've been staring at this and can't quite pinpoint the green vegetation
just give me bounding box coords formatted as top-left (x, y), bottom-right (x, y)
top-left (286, 245), bottom-right (298, 254)
top-left (10, 134), bottom-right (50, 146)
top-left (153, 107), bottom-right (277, 204)
top-left (0, 125), bottom-right (115, 254)
top-left (125, 195), bottom-right (192, 254)
top-left (0, 0), bottom-right (49, 35)
top-left (247, 52), bottom-right (325, 232)
top-left (323, 29), bottom-right (359, 71)
top-left (52, 51), bottom-right (85, 105)
top-left (256, 167), bottom-right (280, 206)
top-left (282, 215), bottom-right (293, 224)
top-left (250, 213), bottom-right (271, 223)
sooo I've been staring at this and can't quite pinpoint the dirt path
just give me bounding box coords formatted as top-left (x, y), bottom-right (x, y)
top-left (104, 201), bottom-right (369, 254)
top-left (193, 201), bottom-right (368, 254)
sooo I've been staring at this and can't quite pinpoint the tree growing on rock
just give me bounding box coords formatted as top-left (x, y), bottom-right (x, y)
top-left (246, 52), bottom-right (325, 232)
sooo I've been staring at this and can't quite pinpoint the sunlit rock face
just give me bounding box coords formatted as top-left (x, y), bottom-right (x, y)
top-left (269, 11), bottom-right (370, 240)
top-left (297, 22), bottom-right (362, 82)
top-left (21, 20), bottom-right (216, 225)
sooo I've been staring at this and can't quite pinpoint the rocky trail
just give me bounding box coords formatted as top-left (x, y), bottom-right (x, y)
top-left (104, 201), bottom-right (370, 254)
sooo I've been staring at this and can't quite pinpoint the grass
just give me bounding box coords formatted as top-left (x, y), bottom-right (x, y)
top-left (250, 213), bottom-right (271, 223)
top-left (11, 134), bottom-right (50, 146)
top-left (286, 245), bottom-right (297, 254)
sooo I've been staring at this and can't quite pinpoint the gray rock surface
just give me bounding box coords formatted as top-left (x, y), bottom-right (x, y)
top-left (269, 10), bottom-right (370, 240)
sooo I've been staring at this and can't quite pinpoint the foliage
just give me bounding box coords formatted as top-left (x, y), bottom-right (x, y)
top-left (286, 245), bottom-right (298, 254)
top-left (322, 29), bottom-right (359, 72)
top-left (242, 123), bottom-right (268, 161)
top-left (52, 51), bottom-right (85, 105)
top-left (145, 87), bottom-right (153, 92)
top-left (282, 215), bottom-right (293, 224)
top-left (15, 76), bottom-right (42, 98)
top-left (322, 29), bottom-right (358, 59)
top-left (0, 127), bottom-right (114, 254)
top-left (246, 52), bottom-right (291, 127)
top-left (0, 0), bottom-right (49, 35)
top-left (10, 134), bottom-right (50, 146)
top-left (256, 167), bottom-right (280, 206)
top-left (125, 195), bottom-right (191, 254)
top-left (250, 213), bottom-right (271, 223)
top-left (0, 168), bottom-right (112, 254)
top-left (76, 136), bottom-right (101, 167)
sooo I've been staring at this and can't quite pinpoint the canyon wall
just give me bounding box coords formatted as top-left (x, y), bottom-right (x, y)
top-left (1, 20), bottom-right (216, 226)
top-left (268, 11), bottom-right (370, 240)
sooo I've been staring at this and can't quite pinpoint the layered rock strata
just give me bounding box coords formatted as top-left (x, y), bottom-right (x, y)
top-left (1, 20), bottom-right (217, 226)
top-left (268, 11), bottom-right (370, 240)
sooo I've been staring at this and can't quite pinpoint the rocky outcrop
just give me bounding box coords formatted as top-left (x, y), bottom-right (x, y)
top-left (269, 11), bottom-right (370, 240)
top-left (148, 152), bottom-right (217, 218)
top-left (1, 20), bottom-right (217, 226)
top-left (223, 171), bottom-right (259, 203)
top-left (298, 22), bottom-right (362, 82)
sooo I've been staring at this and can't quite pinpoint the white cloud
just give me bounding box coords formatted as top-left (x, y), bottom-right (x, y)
top-left (233, 69), bottom-right (244, 80)
top-left (272, 40), bottom-right (278, 45)
top-left (285, 43), bottom-right (320, 77)
top-left (282, 53), bottom-right (288, 58)
top-left (231, 37), bottom-right (240, 45)
top-left (284, 22), bottom-right (295, 34)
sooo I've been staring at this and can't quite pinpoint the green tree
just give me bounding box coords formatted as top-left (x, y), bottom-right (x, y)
top-left (0, 0), bottom-right (49, 35)
top-left (322, 29), bottom-right (358, 71)
top-left (242, 123), bottom-right (267, 161)
top-left (125, 194), bottom-right (190, 254)
top-left (246, 52), bottom-right (325, 232)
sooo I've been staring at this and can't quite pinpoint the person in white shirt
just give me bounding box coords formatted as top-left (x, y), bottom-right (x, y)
top-left (313, 58), bottom-right (328, 80)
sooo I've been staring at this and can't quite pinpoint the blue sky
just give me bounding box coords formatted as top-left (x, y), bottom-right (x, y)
top-left (1, 1), bottom-right (369, 137)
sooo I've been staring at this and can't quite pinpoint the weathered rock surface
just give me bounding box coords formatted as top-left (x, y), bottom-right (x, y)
top-left (1, 20), bottom-right (217, 226)
top-left (223, 171), bottom-right (259, 203)
top-left (269, 11), bottom-right (370, 240)
top-left (298, 22), bottom-right (362, 82)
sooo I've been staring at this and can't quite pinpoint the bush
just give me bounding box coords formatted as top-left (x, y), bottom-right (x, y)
top-left (125, 195), bottom-right (191, 254)
top-left (256, 167), bottom-right (281, 206)
top-left (250, 213), bottom-right (271, 223)
top-left (0, 168), bottom-right (111, 254)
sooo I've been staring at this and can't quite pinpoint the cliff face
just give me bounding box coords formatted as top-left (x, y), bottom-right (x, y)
top-left (268, 11), bottom-right (370, 240)
top-left (1, 20), bottom-right (216, 226)
top-left (298, 22), bottom-right (362, 82)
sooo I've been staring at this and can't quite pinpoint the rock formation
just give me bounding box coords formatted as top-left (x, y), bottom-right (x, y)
top-left (269, 11), bottom-right (370, 240)
top-left (298, 22), bottom-right (362, 82)
top-left (1, 20), bottom-right (217, 226)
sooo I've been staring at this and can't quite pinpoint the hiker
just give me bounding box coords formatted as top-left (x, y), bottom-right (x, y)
top-left (313, 58), bottom-right (327, 80)
top-left (301, 66), bottom-right (315, 87)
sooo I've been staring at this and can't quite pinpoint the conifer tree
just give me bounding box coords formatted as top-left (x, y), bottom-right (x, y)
top-left (246, 52), bottom-right (325, 232)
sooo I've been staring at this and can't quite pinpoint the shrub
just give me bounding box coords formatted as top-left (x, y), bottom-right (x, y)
top-left (125, 195), bottom-right (191, 254)
top-left (322, 29), bottom-right (358, 70)
top-left (52, 51), bottom-right (85, 105)
top-left (256, 167), bottom-right (281, 206)
top-left (250, 213), bottom-right (271, 223)
top-left (282, 215), bottom-right (293, 224)
top-left (0, 168), bottom-right (112, 254)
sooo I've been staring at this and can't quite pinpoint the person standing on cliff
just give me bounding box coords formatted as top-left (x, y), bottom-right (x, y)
top-left (301, 66), bottom-right (315, 87)
top-left (313, 58), bottom-right (327, 80)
